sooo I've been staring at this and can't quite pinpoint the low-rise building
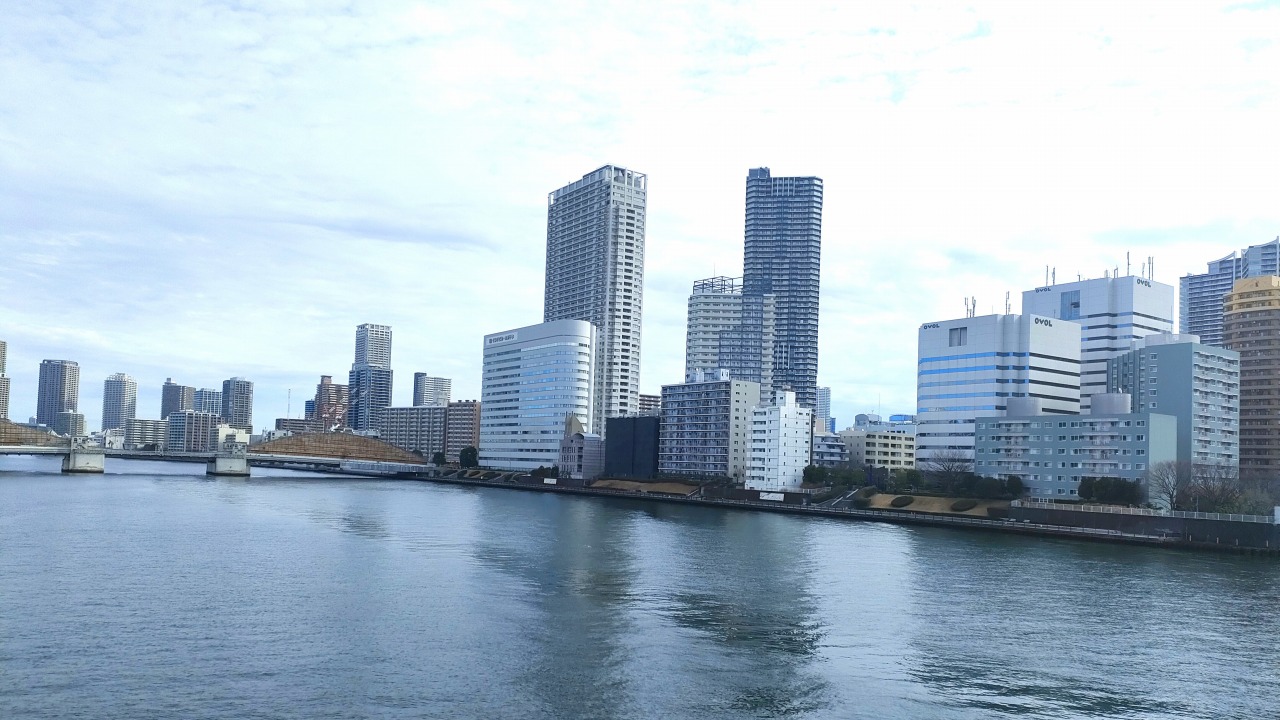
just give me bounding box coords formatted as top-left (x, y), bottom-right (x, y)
top-left (839, 429), bottom-right (916, 470)
top-left (54, 411), bottom-right (85, 437)
top-left (605, 416), bottom-right (660, 479)
top-left (559, 415), bottom-right (604, 480)
top-left (378, 405), bottom-right (448, 458)
top-left (746, 390), bottom-right (812, 492)
top-left (974, 394), bottom-right (1177, 501)
top-left (811, 432), bottom-right (847, 468)
top-left (167, 411), bottom-right (221, 453)
top-left (445, 400), bottom-right (481, 462)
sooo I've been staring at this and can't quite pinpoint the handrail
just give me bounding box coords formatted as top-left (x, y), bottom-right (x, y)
top-left (1011, 499), bottom-right (1275, 524)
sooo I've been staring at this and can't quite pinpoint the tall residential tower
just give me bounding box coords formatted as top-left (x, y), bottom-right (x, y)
top-left (743, 168), bottom-right (823, 409)
top-left (102, 373), bottom-right (138, 431)
top-left (348, 323), bottom-right (393, 431)
top-left (544, 165), bottom-right (646, 424)
top-left (1180, 237), bottom-right (1280, 346)
top-left (36, 359), bottom-right (80, 428)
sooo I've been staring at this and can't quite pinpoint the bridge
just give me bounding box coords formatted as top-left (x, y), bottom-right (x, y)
top-left (0, 420), bottom-right (431, 477)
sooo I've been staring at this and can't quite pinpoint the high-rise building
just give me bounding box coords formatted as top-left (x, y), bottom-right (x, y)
top-left (0, 339), bottom-right (9, 421)
top-left (684, 276), bottom-right (776, 388)
top-left (1181, 237), bottom-right (1280, 346)
top-left (544, 165), bottom-right (647, 424)
top-left (1108, 334), bottom-right (1239, 471)
top-left (313, 375), bottom-right (349, 430)
top-left (378, 405), bottom-right (448, 457)
top-left (916, 314), bottom-right (1081, 463)
top-left (1021, 275), bottom-right (1174, 411)
top-left (445, 400), bottom-right (481, 462)
top-left (743, 167), bottom-right (824, 409)
top-left (101, 373), bottom-right (138, 432)
top-left (480, 320), bottom-right (596, 471)
top-left (221, 377), bottom-right (254, 432)
top-left (349, 324), bottom-right (393, 432)
top-left (1223, 276), bottom-right (1280, 472)
top-left (193, 388), bottom-right (222, 415)
top-left (355, 323), bottom-right (393, 369)
top-left (36, 359), bottom-right (79, 428)
top-left (413, 373), bottom-right (451, 407)
top-left (816, 386), bottom-right (832, 430)
top-left (745, 390), bottom-right (813, 492)
top-left (160, 378), bottom-right (194, 420)
top-left (166, 411), bottom-right (221, 453)
top-left (658, 369), bottom-right (761, 480)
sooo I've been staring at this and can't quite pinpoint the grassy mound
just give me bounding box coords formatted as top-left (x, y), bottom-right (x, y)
top-left (950, 499), bottom-right (978, 512)
top-left (853, 486), bottom-right (879, 500)
top-left (890, 495), bottom-right (915, 508)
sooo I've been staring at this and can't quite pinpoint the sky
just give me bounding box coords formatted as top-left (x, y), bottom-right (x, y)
top-left (2, 0), bottom-right (1279, 433)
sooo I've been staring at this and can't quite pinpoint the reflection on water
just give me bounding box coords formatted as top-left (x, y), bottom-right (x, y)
top-left (2, 460), bottom-right (1280, 720)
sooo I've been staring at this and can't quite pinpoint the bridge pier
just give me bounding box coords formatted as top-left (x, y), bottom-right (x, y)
top-left (62, 441), bottom-right (105, 474)
top-left (207, 441), bottom-right (250, 477)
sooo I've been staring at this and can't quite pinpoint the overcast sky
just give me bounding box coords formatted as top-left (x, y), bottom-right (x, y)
top-left (2, 0), bottom-right (1278, 433)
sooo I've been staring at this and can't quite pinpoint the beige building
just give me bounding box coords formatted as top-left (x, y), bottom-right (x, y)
top-left (684, 276), bottom-right (776, 390)
top-left (445, 400), bottom-right (480, 462)
top-left (1223, 276), bottom-right (1280, 472)
top-left (839, 429), bottom-right (916, 470)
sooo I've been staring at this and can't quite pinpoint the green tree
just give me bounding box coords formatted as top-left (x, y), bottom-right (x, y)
top-left (459, 446), bottom-right (479, 468)
top-left (1003, 476), bottom-right (1025, 498)
top-left (802, 465), bottom-right (830, 486)
top-left (891, 468), bottom-right (923, 494)
top-left (431, 451), bottom-right (447, 466)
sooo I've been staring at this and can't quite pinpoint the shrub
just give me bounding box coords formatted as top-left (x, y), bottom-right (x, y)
top-left (852, 498), bottom-right (872, 509)
top-left (853, 486), bottom-right (879, 500)
top-left (890, 495), bottom-right (915, 508)
top-left (950, 499), bottom-right (978, 512)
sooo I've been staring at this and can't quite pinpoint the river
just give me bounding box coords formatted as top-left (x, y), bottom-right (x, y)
top-left (1, 457), bottom-right (1277, 719)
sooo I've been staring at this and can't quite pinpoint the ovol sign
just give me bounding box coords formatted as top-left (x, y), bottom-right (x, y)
top-left (1034, 318), bottom-right (1054, 327)
top-left (921, 323), bottom-right (941, 330)
top-left (1136, 278), bottom-right (1152, 288)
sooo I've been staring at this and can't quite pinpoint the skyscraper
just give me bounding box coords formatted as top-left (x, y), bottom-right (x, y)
top-left (193, 388), bottom-right (222, 415)
top-left (102, 372), bottom-right (138, 431)
top-left (816, 386), bottom-right (832, 431)
top-left (684, 276), bottom-right (776, 388)
top-left (1223, 276), bottom-right (1280, 472)
top-left (36, 359), bottom-right (80, 428)
top-left (544, 165), bottom-right (646, 424)
top-left (1180, 237), bottom-right (1280, 346)
top-left (221, 377), bottom-right (254, 432)
top-left (161, 378), bottom-right (194, 420)
top-left (743, 167), bottom-right (823, 409)
top-left (313, 375), bottom-right (349, 430)
top-left (0, 340), bottom-right (9, 421)
top-left (413, 373), bottom-right (451, 407)
top-left (348, 323), bottom-right (393, 431)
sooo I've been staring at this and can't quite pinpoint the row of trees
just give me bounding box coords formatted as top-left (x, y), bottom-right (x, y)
top-left (1146, 461), bottom-right (1280, 514)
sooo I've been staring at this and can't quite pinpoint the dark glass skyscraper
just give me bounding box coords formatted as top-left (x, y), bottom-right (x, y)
top-left (742, 167), bottom-right (823, 409)
top-left (36, 359), bottom-right (79, 427)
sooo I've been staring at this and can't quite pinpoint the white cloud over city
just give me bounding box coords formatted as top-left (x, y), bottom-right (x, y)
top-left (2, 0), bottom-right (1278, 430)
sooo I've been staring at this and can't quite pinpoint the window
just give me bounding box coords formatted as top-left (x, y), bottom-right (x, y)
top-left (949, 327), bottom-right (968, 347)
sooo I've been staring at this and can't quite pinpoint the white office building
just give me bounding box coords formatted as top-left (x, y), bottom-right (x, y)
top-left (544, 165), bottom-right (646, 423)
top-left (1021, 274), bottom-right (1174, 410)
top-left (658, 369), bottom-right (761, 479)
top-left (479, 320), bottom-right (596, 472)
top-left (124, 418), bottom-right (168, 451)
top-left (839, 429), bottom-right (916, 470)
top-left (916, 313), bottom-right (1082, 464)
top-left (684, 276), bottom-right (776, 389)
top-left (167, 411), bottom-right (222, 453)
top-left (746, 390), bottom-right (813, 491)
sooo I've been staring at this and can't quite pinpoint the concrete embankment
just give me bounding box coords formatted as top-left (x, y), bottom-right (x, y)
top-left (413, 473), bottom-right (1278, 554)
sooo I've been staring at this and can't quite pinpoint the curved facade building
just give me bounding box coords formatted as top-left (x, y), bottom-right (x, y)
top-left (479, 320), bottom-right (596, 471)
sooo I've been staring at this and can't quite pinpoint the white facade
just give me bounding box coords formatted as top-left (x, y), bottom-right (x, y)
top-left (916, 313), bottom-right (1082, 464)
top-left (101, 372), bottom-right (138, 431)
top-left (479, 320), bottom-right (596, 472)
top-left (124, 418), bottom-right (168, 451)
top-left (544, 165), bottom-right (646, 423)
top-left (166, 411), bottom-right (221, 452)
top-left (1021, 275), bottom-right (1174, 410)
top-left (193, 389), bottom-right (222, 415)
top-left (355, 323), bottom-right (392, 369)
top-left (658, 369), bottom-right (761, 479)
top-left (746, 390), bottom-right (813, 492)
top-left (684, 276), bottom-right (776, 389)
top-left (412, 373), bottom-right (451, 407)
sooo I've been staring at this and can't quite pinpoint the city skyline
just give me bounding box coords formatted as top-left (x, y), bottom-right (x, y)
top-left (3, 2), bottom-right (1279, 432)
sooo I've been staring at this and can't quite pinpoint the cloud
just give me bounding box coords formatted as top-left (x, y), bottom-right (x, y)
top-left (1, 0), bottom-right (1278, 432)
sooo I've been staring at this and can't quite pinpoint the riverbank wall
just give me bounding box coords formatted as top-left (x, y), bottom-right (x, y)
top-left (1008, 501), bottom-right (1280, 551)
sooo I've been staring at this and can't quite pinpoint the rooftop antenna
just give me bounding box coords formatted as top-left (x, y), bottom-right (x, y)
top-left (972, 296), bottom-right (977, 318)
top-left (1045, 265), bottom-right (1050, 286)
top-left (1005, 291), bottom-right (1011, 315)
top-left (287, 389), bottom-right (292, 419)
top-left (1140, 261), bottom-right (1146, 277)
top-left (1052, 268), bottom-right (1056, 284)
top-left (1126, 252), bottom-right (1131, 277)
